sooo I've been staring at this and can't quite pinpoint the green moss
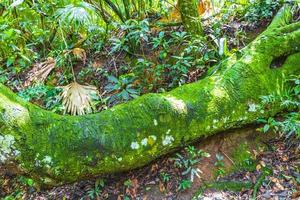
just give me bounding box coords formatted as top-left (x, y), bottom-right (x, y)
top-left (193, 181), bottom-right (253, 199)
top-left (207, 181), bottom-right (253, 192)
top-left (231, 143), bottom-right (257, 172)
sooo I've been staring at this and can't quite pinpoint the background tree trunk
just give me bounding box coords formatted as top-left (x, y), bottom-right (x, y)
top-left (0, 6), bottom-right (299, 188)
top-left (178, 0), bottom-right (204, 35)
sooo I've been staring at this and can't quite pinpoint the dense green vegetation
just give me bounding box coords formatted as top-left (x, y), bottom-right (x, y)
top-left (0, 0), bottom-right (286, 115)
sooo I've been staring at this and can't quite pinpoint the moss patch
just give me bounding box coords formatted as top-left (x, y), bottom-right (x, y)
top-left (193, 180), bottom-right (253, 199)
top-left (231, 142), bottom-right (257, 172)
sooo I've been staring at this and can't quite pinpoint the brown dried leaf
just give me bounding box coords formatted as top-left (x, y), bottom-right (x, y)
top-left (72, 48), bottom-right (87, 64)
top-left (92, 60), bottom-right (104, 68)
top-left (292, 191), bottom-right (300, 199)
top-left (260, 161), bottom-right (266, 167)
top-left (270, 177), bottom-right (279, 183)
top-left (159, 181), bottom-right (165, 192)
top-left (60, 82), bottom-right (98, 115)
top-left (24, 57), bottom-right (56, 87)
top-left (256, 164), bottom-right (262, 171)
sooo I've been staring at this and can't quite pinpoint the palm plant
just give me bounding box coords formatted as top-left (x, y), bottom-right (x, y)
top-left (55, 1), bottom-right (99, 28)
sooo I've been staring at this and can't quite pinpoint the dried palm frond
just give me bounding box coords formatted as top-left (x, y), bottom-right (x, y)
top-left (24, 57), bottom-right (56, 87)
top-left (72, 47), bottom-right (87, 64)
top-left (60, 82), bottom-right (98, 115)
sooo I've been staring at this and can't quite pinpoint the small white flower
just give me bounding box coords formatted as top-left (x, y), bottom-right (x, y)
top-left (153, 119), bottom-right (158, 126)
top-left (118, 157), bottom-right (123, 162)
top-left (248, 103), bottom-right (257, 112)
top-left (130, 142), bottom-right (140, 150)
top-left (166, 129), bottom-right (171, 134)
top-left (213, 119), bottom-right (218, 124)
top-left (42, 156), bottom-right (53, 165)
top-left (13, 150), bottom-right (20, 156)
top-left (162, 135), bottom-right (174, 146)
top-left (141, 138), bottom-right (148, 146)
top-left (223, 117), bottom-right (229, 123)
top-left (150, 135), bottom-right (157, 141)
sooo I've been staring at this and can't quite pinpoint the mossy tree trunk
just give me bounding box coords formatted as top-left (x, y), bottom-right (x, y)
top-left (178, 0), bottom-right (204, 36)
top-left (0, 6), bottom-right (300, 188)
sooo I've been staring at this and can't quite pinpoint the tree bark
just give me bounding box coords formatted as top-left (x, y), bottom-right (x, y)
top-left (0, 6), bottom-right (300, 188)
top-left (178, 0), bottom-right (204, 36)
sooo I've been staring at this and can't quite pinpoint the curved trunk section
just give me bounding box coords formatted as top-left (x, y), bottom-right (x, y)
top-left (0, 6), bottom-right (300, 187)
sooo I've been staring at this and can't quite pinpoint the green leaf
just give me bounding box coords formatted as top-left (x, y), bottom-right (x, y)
top-left (27, 178), bottom-right (34, 186)
top-left (263, 124), bottom-right (270, 133)
top-left (10, 0), bottom-right (24, 8)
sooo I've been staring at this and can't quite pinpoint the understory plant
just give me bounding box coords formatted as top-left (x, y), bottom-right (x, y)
top-left (259, 75), bottom-right (300, 137)
top-left (174, 146), bottom-right (210, 183)
top-left (105, 74), bottom-right (140, 104)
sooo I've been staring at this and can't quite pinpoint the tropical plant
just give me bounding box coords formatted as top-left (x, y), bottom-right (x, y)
top-left (86, 179), bottom-right (105, 199)
top-left (178, 179), bottom-right (192, 191)
top-left (160, 172), bottom-right (171, 183)
top-left (259, 75), bottom-right (300, 137)
top-left (214, 153), bottom-right (225, 177)
top-left (174, 146), bottom-right (210, 182)
top-left (105, 74), bottom-right (140, 104)
top-left (55, 2), bottom-right (99, 29)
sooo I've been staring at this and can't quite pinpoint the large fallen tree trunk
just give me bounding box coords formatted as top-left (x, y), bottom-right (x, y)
top-left (1, 6), bottom-right (300, 188)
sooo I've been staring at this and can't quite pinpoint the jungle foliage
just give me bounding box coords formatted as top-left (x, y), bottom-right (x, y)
top-left (0, 0), bottom-right (287, 115)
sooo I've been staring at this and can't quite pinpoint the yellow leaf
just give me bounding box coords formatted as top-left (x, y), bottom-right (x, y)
top-left (256, 164), bottom-right (262, 171)
top-left (72, 48), bottom-right (87, 64)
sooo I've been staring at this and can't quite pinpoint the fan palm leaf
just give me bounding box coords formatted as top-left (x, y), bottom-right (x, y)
top-left (55, 2), bottom-right (98, 28)
top-left (60, 82), bottom-right (98, 115)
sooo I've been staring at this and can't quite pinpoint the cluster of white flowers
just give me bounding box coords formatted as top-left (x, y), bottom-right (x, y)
top-left (130, 142), bottom-right (140, 150)
top-left (162, 129), bottom-right (174, 146)
top-left (42, 155), bottom-right (53, 168)
top-left (141, 138), bottom-right (148, 146)
top-left (248, 103), bottom-right (258, 112)
top-left (162, 135), bottom-right (175, 146)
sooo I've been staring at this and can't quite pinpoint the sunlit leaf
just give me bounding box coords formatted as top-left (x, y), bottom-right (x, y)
top-left (10, 0), bottom-right (24, 8)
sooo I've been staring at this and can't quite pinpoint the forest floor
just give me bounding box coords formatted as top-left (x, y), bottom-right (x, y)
top-left (1, 126), bottom-right (300, 200)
